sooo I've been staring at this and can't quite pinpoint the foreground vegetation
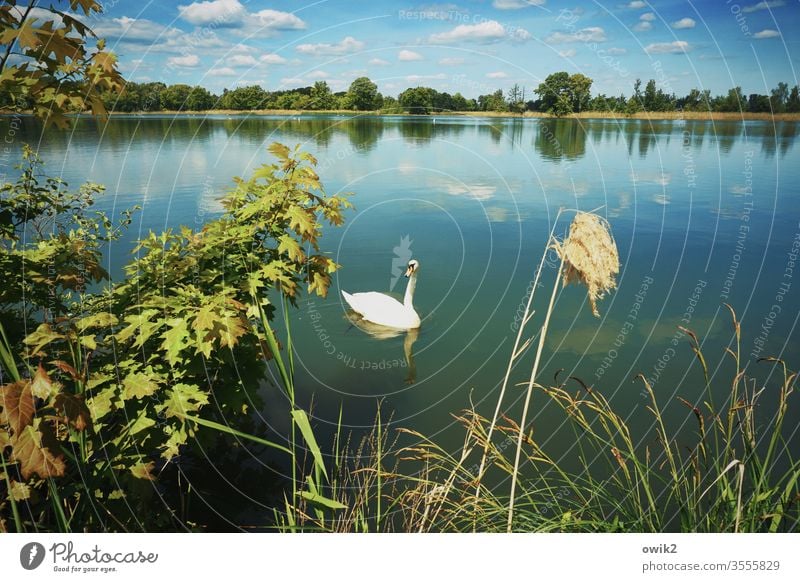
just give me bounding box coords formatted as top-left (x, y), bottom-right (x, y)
top-left (1, 0), bottom-right (798, 534)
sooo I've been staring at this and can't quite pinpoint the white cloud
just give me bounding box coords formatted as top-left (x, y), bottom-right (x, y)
top-left (429, 20), bottom-right (530, 44)
top-left (644, 40), bottom-right (691, 54)
top-left (558, 48), bottom-right (577, 57)
top-left (633, 21), bottom-right (652, 32)
top-left (605, 47), bottom-right (627, 55)
top-left (545, 26), bottom-right (606, 43)
top-left (640, 12), bottom-right (656, 21)
top-left (753, 28), bottom-right (781, 38)
top-left (250, 9), bottom-right (306, 32)
top-left (93, 16), bottom-right (225, 52)
top-left (177, 0), bottom-right (306, 34)
top-left (296, 36), bottom-right (365, 56)
top-left (167, 54), bottom-right (200, 68)
top-left (398, 49), bottom-right (424, 61)
top-left (369, 58), bottom-right (390, 65)
top-left (626, 1), bottom-right (646, 8)
top-left (406, 73), bottom-right (447, 82)
top-left (306, 70), bottom-right (330, 79)
top-left (209, 66), bottom-right (237, 76)
top-left (486, 71), bottom-right (508, 78)
top-left (259, 53), bottom-right (287, 64)
top-left (742, 1), bottom-right (785, 13)
top-left (279, 77), bottom-right (306, 86)
top-left (177, 0), bottom-right (246, 26)
top-left (672, 17), bottom-right (696, 29)
top-left (438, 57), bottom-right (465, 65)
top-left (227, 54), bottom-right (257, 66)
top-left (492, 0), bottom-right (546, 8)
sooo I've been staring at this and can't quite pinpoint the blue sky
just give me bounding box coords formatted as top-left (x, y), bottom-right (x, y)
top-left (88, 0), bottom-right (799, 98)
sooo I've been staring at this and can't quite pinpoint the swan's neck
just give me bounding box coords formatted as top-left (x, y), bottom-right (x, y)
top-left (403, 272), bottom-right (417, 309)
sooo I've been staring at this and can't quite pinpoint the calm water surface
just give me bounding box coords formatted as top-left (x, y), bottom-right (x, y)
top-left (5, 114), bottom-right (799, 510)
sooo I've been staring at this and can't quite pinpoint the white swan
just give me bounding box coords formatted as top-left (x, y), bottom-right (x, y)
top-left (341, 259), bottom-right (421, 330)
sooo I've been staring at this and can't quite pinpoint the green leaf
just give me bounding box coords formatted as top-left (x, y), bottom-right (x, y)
top-left (129, 413), bottom-right (155, 436)
top-left (161, 318), bottom-right (190, 365)
top-left (299, 490), bottom-right (347, 510)
top-left (22, 323), bottom-right (64, 356)
top-left (285, 206), bottom-right (315, 239)
top-left (291, 408), bottom-right (327, 481)
top-left (159, 383), bottom-right (209, 418)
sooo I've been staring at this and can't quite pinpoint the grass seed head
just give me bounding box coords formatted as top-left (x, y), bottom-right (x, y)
top-left (554, 211), bottom-right (620, 317)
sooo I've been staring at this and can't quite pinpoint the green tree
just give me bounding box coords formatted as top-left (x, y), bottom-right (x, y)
top-left (310, 81), bottom-right (336, 110)
top-left (478, 89), bottom-right (508, 112)
top-left (770, 82), bottom-right (789, 113)
top-left (160, 84), bottom-right (193, 110)
top-left (535, 72), bottom-right (571, 114)
top-left (715, 87), bottom-right (744, 112)
top-left (451, 92), bottom-right (469, 111)
top-left (0, 0), bottom-right (124, 127)
top-left (535, 72), bottom-right (593, 116)
top-left (346, 77), bottom-right (381, 111)
top-left (568, 73), bottom-right (592, 113)
top-left (787, 86), bottom-right (800, 113)
top-left (506, 84), bottom-right (527, 114)
top-left (748, 93), bottom-right (771, 113)
top-left (399, 86), bottom-right (434, 114)
top-left (220, 85), bottom-right (269, 110)
top-left (186, 86), bottom-right (216, 110)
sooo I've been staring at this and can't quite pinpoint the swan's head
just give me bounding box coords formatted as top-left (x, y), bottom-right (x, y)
top-left (405, 259), bottom-right (419, 277)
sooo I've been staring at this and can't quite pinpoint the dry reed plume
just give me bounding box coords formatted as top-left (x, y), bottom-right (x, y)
top-left (554, 211), bottom-right (619, 317)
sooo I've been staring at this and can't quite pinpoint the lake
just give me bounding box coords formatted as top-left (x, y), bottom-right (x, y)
top-left (4, 113), bottom-right (799, 520)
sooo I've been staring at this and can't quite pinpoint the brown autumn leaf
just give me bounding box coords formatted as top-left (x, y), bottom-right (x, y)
top-left (0, 381), bottom-right (35, 435)
top-left (53, 393), bottom-right (92, 432)
top-left (11, 421), bottom-right (66, 479)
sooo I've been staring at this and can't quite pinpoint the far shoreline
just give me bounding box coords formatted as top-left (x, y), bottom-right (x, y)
top-left (100, 109), bottom-right (800, 122)
top-left (3, 109), bottom-right (799, 122)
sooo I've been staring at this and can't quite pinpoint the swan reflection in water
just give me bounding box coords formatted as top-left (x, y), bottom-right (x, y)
top-left (343, 311), bottom-right (419, 384)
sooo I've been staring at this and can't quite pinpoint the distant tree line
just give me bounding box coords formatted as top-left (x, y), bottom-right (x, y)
top-left (4, 70), bottom-right (798, 117)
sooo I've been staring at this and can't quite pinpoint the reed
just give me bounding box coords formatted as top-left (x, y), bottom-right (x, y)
top-left (389, 304), bottom-right (799, 532)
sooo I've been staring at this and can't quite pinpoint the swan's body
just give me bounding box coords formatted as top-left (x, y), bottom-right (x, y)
top-left (342, 259), bottom-right (421, 330)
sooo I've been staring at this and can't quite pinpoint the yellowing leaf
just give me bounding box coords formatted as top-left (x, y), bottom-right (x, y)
top-left (130, 461), bottom-right (155, 481)
top-left (286, 206), bottom-right (315, 239)
top-left (23, 323), bottom-right (64, 356)
top-left (30, 364), bottom-right (54, 400)
top-left (159, 383), bottom-right (209, 419)
top-left (10, 480), bottom-right (32, 501)
top-left (278, 234), bottom-right (305, 263)
top-left (122, 372), bottom-right (158, 400)
top-left (161, 318), bottom-right (190, 365)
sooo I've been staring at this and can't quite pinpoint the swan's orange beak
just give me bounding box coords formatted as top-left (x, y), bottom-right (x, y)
top-left (405, 265), bottom-right (413, 278)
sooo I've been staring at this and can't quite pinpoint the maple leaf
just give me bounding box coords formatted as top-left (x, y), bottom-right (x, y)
top-left (161, 318), bottom-right (190, 365)
top-left (130, 461), bottom-right (155, 481)
top-left (159, 383), bottom-right (209, 419)
top-left (30, 363), bottom-right (54, 400)
top-left (0, 381), bottom-right (35, 435)
top-left (122, 372), bottom-right (159, 400)
top-left (11, 421), bottom-right (66, 480)
top-left (53, 393), bottom-right (92, 431)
